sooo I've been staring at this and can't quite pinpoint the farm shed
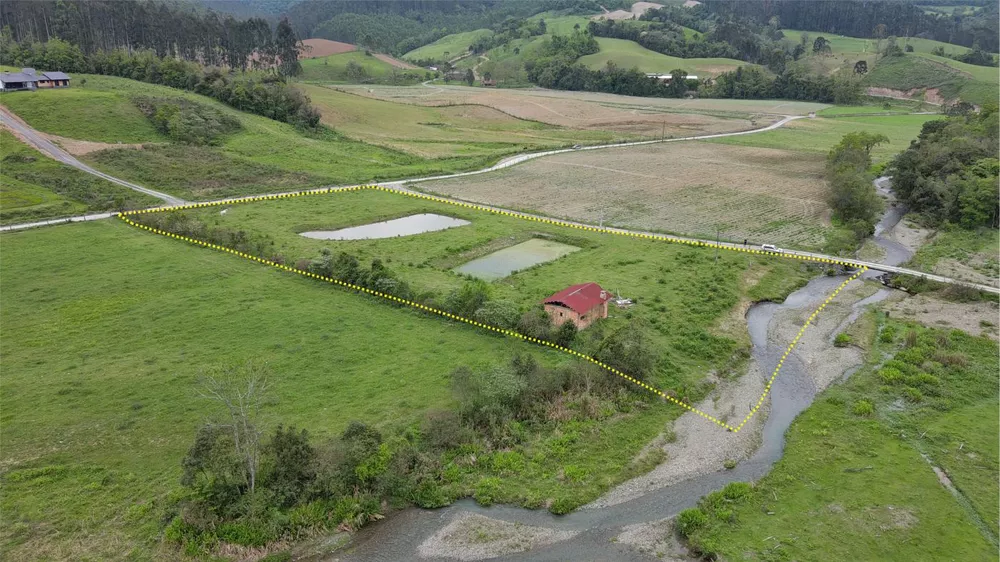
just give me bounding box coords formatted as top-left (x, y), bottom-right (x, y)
top-left (543, 283), bottom-right (613, 330)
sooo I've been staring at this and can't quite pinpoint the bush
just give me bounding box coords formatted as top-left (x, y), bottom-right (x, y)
top-left (261, 426), bottom-right (316, 508)
top-left (517, 308), bottom-right (553, 340)
top-left (852, 399), bottom-right (875, 417)
top-left (675, 508), bottom-right (708, 537)
top-left (834, 332), bottom-right (852, 347)
top-left (721, 481), bottom-right (753, 501)
top-left (723, 459), bottom-right (737, 470)
top-left (903, 386), bottom-right (923, 402)
top-left (595, 320), bottom-right (660, 384)
top-left (452, 365), bottom-right (526, 434)
top-left (215, 518), bottom-right (278, 547)
top-left (445, 279), bottom-right (492, 318)
top-left (422, 410), bottom-right (472, 451)
top-left (473, 477), bottom-right (503, 505)
top-left (473, 300), bottom-right (521, 330)
top-left (880, 324), bottom-right (896, 343)
top-left (553, 321), bottom-right (577, 347)
top-left (878, 367), bottom-right (904, 385)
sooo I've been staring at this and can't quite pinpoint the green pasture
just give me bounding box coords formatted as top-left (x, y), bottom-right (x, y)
top-left (580, 38), bottom-right (745, 77)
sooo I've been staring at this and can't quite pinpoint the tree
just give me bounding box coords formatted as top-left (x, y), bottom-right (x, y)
top-left (197, 360), bottom-right (271, 494)
top-left (853, 60), bottom-right (868, 74)
top-left (595, 321), bottom-right (659, 384)
top-left (872, 23), bottom-right (887, 56)
top-left (262, 425), bottom-right (316, 508)
top-left (813, 36), bottom-right (831, 54)
top-left (275, 17), bottom-right (302, 77)
top-left (465, 68), bottom-right (474, 86)
top-left (345, 60), bottom-right (369, 82)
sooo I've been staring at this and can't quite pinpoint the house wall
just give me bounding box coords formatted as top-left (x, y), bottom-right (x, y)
top-left (544, 301), bottom-right (608, 330)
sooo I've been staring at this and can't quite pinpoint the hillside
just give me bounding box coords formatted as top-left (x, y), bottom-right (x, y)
top-left (579, 37), bottom-right (745, 77)
top-left (404, 28), bottom-right (494, 62)
top-left (299, 38), bottom-right (356, 58)
top-left (298, 51), bottom-right (427, 84)
top-left (862, 54), bottom-right (998, 106)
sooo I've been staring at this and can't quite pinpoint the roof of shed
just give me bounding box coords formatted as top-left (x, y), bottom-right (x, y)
top-left (542, 283), bottom-right (612, 315)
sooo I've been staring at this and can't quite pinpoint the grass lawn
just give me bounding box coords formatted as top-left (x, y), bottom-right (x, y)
top-left (145, 187), bottom-right (816, 393)
top-left (299, 85), bottom-right (618, 157)
top-left (1, 88), bottom-right (166, 143)
top-left (705, 113), bottom-right (939, 163)
top-left (0, 219), bottom-right (565, 560)
top-left (580, 38), bottom-right (746, 77)
top-left (404, 29), bottom-right (494, 61)
top-left (298, 51), bottom-right (426, 84)
top-left (680, 316), bottom-right (999, 560)
top-left (0, 130), bottom-right (158, 224)
top-left (4, 74), bottom-right (525, 200)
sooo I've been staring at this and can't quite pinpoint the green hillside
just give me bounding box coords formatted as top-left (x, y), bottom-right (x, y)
top-left (579, 37), bottom-right (745, 77)
top-left (863, 54), bottom-right (998, 105)
top-left (298, 51), bottom-right (426, 84)
top-left (404, 28), bottom-right (493, 61)
top-left (780, 29), bottom-right (974, 57)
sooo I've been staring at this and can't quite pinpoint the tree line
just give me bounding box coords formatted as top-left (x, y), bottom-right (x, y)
top-left (702, 0), bottom-right (999, 53)
top-left (890, 105), bottom-right (999, 229)
top-left (0, 1), bottom-right (304, 72)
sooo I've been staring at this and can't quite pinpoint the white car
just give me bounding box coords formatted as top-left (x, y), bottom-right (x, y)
top-left (761, 244), bottom-right (781, 253)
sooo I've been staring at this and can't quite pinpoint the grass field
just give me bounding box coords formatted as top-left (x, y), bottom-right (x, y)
top-left (0, 130), bottom-right (158, 224)
top-left (404, 29), bottom-right (494, 61)
top-left (862, 54), bottom-right (999, 106)
top-left (0, 219), bottom-right (566, 560)
top-left (417, 141), bottom-right (831, 249)
top-left (780, 29), bottom-right (974, 57)
top-left (299, 85), bottom-right (619, 157)
top-left (1, 189), bottom-right (813, 559)
top-left (906, 226), bottom-right (1000, 288)
top-left (297, 51), bottom-right (427, 84)
top-left (706, 114), bottom-right (939, 162)
top-left (2, 89), bottom-right (167, 144)
top-left (681, 316), bottom-right (999, 560)
top-left (3, 75), bottom-right (540, 200)
top-left (580, 38), bottom-right (746, 77)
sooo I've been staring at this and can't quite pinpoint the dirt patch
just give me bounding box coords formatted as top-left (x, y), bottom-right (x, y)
top-left (417, 142), bottom-right (830, 249)
top-left (865, 86), bottom-right (947, 105)
top-left (616, 518), bottom-right (696, 560)
top-left (416, 513), bottom-right (576, 560)
top-left (683, 0), bottom-right (703, 6)
top-left (891, 219), bottom-right (932, 255)
top-left (933, 257), bottom-right (999, 288)
top-left (48, 135), bottom-right (144, 156)
top-left (885, 293), bottom-right (1000, 339)
top-left (299, 38), bottom-right (355, 58)
top-left (373, 53), bottom-right (419, 70)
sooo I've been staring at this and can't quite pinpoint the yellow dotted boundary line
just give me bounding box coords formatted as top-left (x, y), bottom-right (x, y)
top-left (119, 185), bottom-right (867, 432)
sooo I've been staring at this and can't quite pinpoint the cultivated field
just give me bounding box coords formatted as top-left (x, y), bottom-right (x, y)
top-left (333, 83), bottom-right (831, 137)
top-left (299, 38), bottom-right (356, 58)
top-left (417, 142), bottom-right (829, 248)
top-left (300, 85), bottom-right (621, 157)
top-left (580, 37), bottom-right (746, 77)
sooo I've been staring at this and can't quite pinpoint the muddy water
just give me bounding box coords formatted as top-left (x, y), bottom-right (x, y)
top-left (299, 214), bottom-right (470, 240)
top-left (453, 239), bottom-right (580, 280)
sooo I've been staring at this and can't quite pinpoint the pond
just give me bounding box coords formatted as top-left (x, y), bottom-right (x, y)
top-left (299, 214), bottom-right (470, 240)
top-left (453, 238), bottom-right (580, 281)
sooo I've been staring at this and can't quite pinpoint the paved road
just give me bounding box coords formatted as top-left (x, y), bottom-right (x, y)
top-left (0, 106), bottom-right (185, 206)
top-left (2, 108), bottom-right (995, 294)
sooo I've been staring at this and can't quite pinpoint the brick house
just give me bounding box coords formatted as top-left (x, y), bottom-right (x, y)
top-left (542, 283), bottom-right (613, 330)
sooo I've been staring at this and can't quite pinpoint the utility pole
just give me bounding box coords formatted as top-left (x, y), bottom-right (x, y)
top-left (661, 120), bottom-right (665, 141)
top-left (715, 228), bottom-right (720, 264)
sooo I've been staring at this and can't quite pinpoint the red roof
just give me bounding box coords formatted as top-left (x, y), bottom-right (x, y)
top-left (542, 283), bottom-right (612, 315)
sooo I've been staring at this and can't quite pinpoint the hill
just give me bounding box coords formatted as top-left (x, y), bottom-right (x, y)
top-left (862, 54), bottom-right (998, 106)
top-left (404, 28), bottom-right (494, 62)
top-left (579, 37), bottom-right (745, 77)
top-left (298, 51), bottom-right (426, 83)
top-left (299, 38), bottom-right (357, 59)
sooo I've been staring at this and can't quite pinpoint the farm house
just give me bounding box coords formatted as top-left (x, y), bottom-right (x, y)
top-left (542, 283), bottom-right (614, 330)
top-left (0, 68), bottom-right (71, 91)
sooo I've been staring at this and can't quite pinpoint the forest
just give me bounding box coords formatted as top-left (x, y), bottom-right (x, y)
top-left (890, 105), bottom-right (1000, 229)
top-left (703, 0), bottom-right (999, 52)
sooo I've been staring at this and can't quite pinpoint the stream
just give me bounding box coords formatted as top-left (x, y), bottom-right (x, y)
top-left (330, 181), bottom-right (914, 562)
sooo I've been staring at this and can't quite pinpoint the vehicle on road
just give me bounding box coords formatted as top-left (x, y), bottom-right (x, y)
top-left (761, 244), bottom-right (782, 253)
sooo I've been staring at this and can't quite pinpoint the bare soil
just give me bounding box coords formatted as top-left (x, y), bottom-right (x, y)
top-left (416, 513), bottom-right (576, 560)
top-left (417, 142), bottom-right (831, 248)
top-left (299, 38), bottom-right (356, 59)
top-left (616, 518), bottom-right (696, 560)
top-left (373, 53), bottom-right (420, 70)
top-left (886, 294), bottom-right (1000, 340)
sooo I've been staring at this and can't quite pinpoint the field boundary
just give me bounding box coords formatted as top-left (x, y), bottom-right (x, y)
top-left (118, 184), bottom-right (867, 433)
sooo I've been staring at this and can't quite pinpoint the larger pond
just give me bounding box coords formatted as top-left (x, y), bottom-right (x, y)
top-left (453, 239), bottom-right (580, 280)
top-left (299, 214), bottom-right (470, 240)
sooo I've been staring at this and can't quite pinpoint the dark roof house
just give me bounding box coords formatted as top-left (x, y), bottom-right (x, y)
top-left (0, 68), bottom-right (72, 91)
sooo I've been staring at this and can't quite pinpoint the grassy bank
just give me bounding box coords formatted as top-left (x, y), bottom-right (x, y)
top-left (579, 37), bottom-right (745, 77)
top-left (298, 51), bottom-right (427, 84)
top-left (678, 314), bottom-right (999, 560)
top-left (0, 130), bottom-right (159, 224)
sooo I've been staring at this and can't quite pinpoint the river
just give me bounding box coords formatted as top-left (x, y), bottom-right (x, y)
top-left (328, 180), bottom-right (914, 561)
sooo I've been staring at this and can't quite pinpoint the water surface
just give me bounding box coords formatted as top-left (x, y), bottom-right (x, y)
top-left (299, 214), bottom-right (470, 240)
top-left (453, 239), bottom-right (580, 280)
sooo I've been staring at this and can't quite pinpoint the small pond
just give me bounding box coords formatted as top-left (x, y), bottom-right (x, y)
top-left (453, 238), bottom-right (580, 281)
top-left (299, 214), bottom-right (470, 240)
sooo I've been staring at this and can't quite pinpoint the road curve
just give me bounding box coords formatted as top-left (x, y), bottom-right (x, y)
top-left (2, 109), bottom-right (995, 294)
top-left (0, 106), bottom-right (185, 206)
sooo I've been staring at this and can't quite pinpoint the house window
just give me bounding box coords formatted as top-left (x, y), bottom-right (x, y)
top-left (559, 311), bottom-right (563, 317)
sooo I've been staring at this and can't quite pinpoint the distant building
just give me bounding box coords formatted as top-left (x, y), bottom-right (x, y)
top-left (0, 68), bottom-right (71, 91)
top-left (482, 78), bottom-right (497, 87)
top-left (645, 73), bottom-right (698, 81)
top-left (543, 283), bottom-right (613, 330)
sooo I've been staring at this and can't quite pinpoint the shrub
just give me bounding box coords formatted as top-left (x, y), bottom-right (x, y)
top-left (834, 333), bottom-right (852, 347)
top-left (553, 320), bottom-right (577, 347)
top-left (422, 410), bottom-right (472, 451)
top-left (445, 279), bottom-right (492, 318)
top-left (517, 308), bottom-right (553, 340)
top-left (721, 481), bottom-right (752, 501)
top-left (473, 300), bottom-right (520, 330)
top-left (261, 426), bottom-right (316, 508)
top-left (903, 386), bottom-right (923, 402)
top-left (852, 399), bottom-right (875, 417)
top-left (877, 367), bottom-right (904, 385)
top-left (452, 365), bottom-right (526, 434)
top-left (489, 451), bottom-right (526, 475)
top-left (215, 518), bottom-right (279, 547)
top-left (595, 320), bottom-right (660, 384)
top-left (723, 459), bottom-right (737, 470)
top-left (880, 324), bottom-right (896, 343)
top-left (473, 477), bottom-right (503, 505)
top-left (675, 508), bottom-right (708, 537)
